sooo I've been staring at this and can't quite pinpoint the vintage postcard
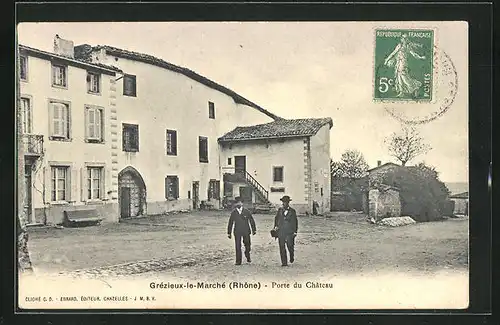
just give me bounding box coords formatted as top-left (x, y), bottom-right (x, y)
top-left (16, 21), bottom-right (469, 310)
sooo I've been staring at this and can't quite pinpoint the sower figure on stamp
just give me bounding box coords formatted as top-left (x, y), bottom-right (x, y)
top-left (273, 195), bottom-right (298, 267)
top-left (227, 197), bottom-right (257, 265)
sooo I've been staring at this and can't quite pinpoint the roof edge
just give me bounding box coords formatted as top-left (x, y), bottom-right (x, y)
top-left (19, 44), bottom-right (122, 75)
top-left (83, 44), bottom-right (281, 121)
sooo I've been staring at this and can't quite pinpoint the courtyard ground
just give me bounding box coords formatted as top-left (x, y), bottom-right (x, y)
top-left (21, 211), bottom-right (469, 309)
top-left (27, 210), bottom-right (468, 278)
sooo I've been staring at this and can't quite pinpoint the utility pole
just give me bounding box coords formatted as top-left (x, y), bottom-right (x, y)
top-left (16, 35), bottom-right (33, 274)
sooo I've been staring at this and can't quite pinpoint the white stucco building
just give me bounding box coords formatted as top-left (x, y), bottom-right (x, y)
top-left (218, 118), bottom-right (332, 215)
top-left (18, 35), bottom-right (333, 224)
top-left (19, 40), bottom-right (122, 225)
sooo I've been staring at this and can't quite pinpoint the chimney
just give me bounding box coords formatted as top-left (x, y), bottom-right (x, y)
top-left (377, 160), bottom-right (382, 167)
top-left (53, 34), bottom-right (74, 58)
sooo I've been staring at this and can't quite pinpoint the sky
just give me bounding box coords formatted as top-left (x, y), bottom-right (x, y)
top-left (17, 22), bottom-right (469, 183)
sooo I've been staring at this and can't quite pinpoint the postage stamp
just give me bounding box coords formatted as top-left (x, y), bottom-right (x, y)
top-left (374, 29), bottom-right (434, 102)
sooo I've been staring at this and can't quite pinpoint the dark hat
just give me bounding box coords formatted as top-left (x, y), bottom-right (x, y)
top-left (280, 195), bottom-right (292, 202)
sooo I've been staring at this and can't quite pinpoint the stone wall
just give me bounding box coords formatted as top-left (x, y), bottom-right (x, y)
top-left (368, 188), bottom-right (401, 220)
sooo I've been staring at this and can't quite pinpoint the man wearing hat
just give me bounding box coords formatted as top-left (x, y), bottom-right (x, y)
top-left (273, 195), bottom-right (298, 266)
top-left (227, 197), bottom-right (257, 265)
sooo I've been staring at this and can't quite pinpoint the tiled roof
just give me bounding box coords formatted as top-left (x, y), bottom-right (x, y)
top-left (74, 44), bottom-right (281, 121)
top-left (367, 162), bottom-right (400, 172)
top-left (218, 118), bottom-right (333, 142)
top-left (19, 45), bottom-right (122, 74)
top-left (449, 191), bottom-right (468, 199)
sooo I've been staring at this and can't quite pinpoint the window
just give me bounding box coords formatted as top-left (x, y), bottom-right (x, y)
top-left (273, 166), bottom-right (284, 182)
top-left (165, 176), bottom-right (179, 200)
top-left (208, 180), bottom-right (220, 200)
top-left (49, 101), bottom-right (70, 140)
top-left (52, 64), bottom-right (67, 87)
top-left (227, 157), bottom-right (232, 165)
top-left (199, 136), bottom-right (208, 163)
top-left (85, 106), bottom-right (104, 142)
top-left (122, 124), bottom-right (139, 152)
top-left (123, 74), bottom-right (136, 97)
top-left (20, 56), bottom-right (28, 81)
top-left (87, 72), bottom-right (100, 94)
top-left (166, 129), bottom-right (177, 156)
top-left (87, 167), bottom-right (103, 200)
top-left (20, 97), bottom-right (32, 133)
top-left (208, 101), bottom-right (215, 119)
top-left (51, 166), bottom-right (69, 201)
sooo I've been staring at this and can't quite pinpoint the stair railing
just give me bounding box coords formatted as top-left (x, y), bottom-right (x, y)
top-left (244, 171), bottom-right (269, 201)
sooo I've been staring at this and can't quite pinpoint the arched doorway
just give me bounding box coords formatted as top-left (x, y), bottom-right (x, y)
top-left (118, 166), bottom-right (147, 218)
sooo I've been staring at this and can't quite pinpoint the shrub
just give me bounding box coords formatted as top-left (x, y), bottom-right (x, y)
top-left (377, 164), bottom-right (450, 221)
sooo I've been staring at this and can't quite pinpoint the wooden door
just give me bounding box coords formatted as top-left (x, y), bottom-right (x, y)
top-left (234, 156), bottom-right (246, 175)
top-left (120, 187), bottom-right (131, 218)
top-left (239, 186), bottom-right (252, 203)
top-left (192, 181), bottom-right (199, 209)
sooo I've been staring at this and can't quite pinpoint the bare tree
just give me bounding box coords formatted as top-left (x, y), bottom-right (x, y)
top-left (331, 149), bottom-right (369, 178)
top-left (385, 125), bottom-right (431, 166)
top-left (16, 40), bottom-right (33, 274)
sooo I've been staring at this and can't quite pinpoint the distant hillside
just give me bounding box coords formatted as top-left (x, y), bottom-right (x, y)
top-left (445, 182), bottom-right (469, 195)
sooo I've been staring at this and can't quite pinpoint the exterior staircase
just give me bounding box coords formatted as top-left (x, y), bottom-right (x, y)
top-left (224, 171), bottom-right (276, 214)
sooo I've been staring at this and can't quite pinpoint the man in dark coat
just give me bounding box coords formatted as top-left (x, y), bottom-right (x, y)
top-left (273, 195), bottom-right (298, 266)
top-left (227, 197), bottom-right (257, 265)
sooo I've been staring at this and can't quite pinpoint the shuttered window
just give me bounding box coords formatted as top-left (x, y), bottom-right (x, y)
top-left (87, 167), bottom-right (103, 199)
top-left (20, 56), bottom-right (28, 81)
top-left (199, 136), bottom-right (208, 163)
top-left (50, 101), bottom-right (70, 139)
top-left (87, 72), bottom-right (100, 93)
top-left (21, 97), bottom-right (32, 134)
top-left (208, 180), bottom-right (220, 200)
top-left (166, 129), bottom-right (177, 155)
top-left (85, 106), bottom-right (103, 142)
top-left (51, 166), bottom-right (69, 201)
top-left (52, 64), bottom-right (67, 87)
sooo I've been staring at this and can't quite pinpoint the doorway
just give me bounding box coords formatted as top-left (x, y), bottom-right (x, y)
top-left (192, 181), bottom-right (200, 209)
top-left (118, 166), bottom-right (146, 218)
top-left (234, 155), bottom-right (246, 179)
top-left (24, 164), bottom-right (33, 224)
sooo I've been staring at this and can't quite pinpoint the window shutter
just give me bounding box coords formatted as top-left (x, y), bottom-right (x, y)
top-left (51, 104), bottom-right (59, 136)
top-left (43, 167), bottom-right (51, 203)
top-left (88, 109), bottom-right (95, 138)
top-left (70, 167), bottom-right (78, 201)
top-left (95, 109), bottom-right (101, 140)
top-left (51, 66), bottom-right (56, 84)
top-left (164, 178), bottom-right (168, 199)
top-left (62, 105), bottom-right (68, 138)
top-left (175, 177), bottom-right (179, 199)
top-left (84, 108), bottom-right (89, 139)
top-left (80, 167), bottom-right (87, 202)
top-left (100, 168), bottom-right (105, 199)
